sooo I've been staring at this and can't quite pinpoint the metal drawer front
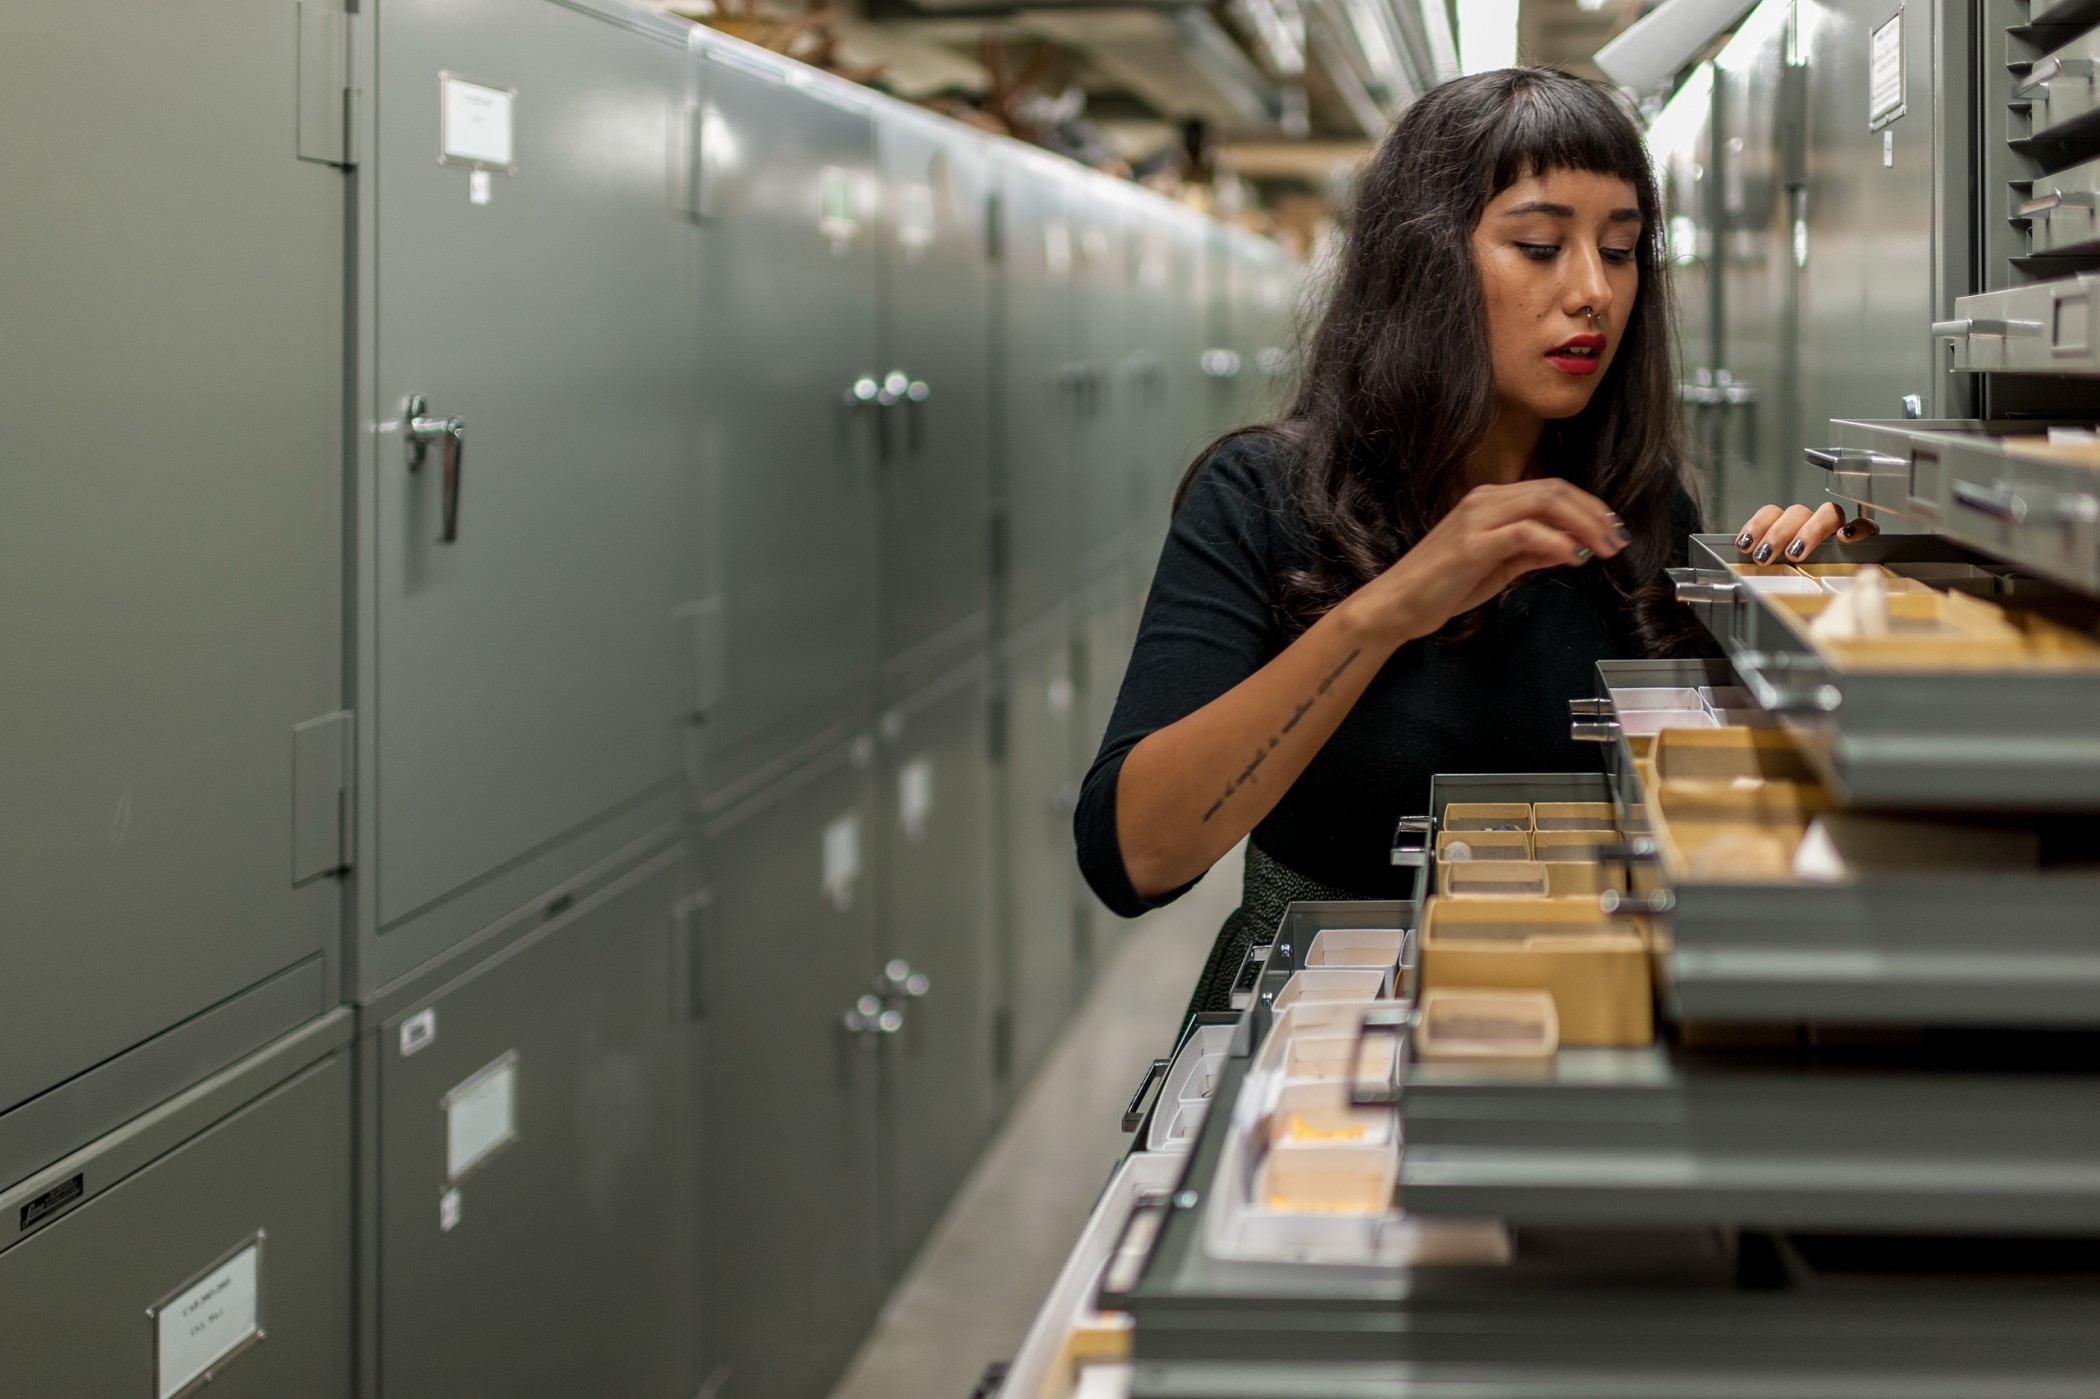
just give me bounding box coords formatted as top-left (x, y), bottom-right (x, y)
top-left (1401, 1046), bottom-right (2100, 1234)
top-left (1814, 420), bottom-right (2100, 594)
top-left (1682, 533), bottom-right (2100, 808)
top-left (1938, 274), bottom-right (2100, 372)
top-left (2016, 152), bottom-right (2100, 256)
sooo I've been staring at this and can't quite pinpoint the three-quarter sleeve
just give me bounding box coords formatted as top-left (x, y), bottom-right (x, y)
top-left (1072, 439), bottom-right (1287, 916)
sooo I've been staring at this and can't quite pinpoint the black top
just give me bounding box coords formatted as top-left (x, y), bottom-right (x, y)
top-left (1074, 434), bottom-right (1702, 917)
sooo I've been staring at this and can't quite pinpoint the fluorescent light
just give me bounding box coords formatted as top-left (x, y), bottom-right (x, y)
top-left (1457, 0), bottom-right (1520, 75)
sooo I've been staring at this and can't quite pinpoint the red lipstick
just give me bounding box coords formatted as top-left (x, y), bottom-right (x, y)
top-left (1546, 332), bottom-right (1606, 376)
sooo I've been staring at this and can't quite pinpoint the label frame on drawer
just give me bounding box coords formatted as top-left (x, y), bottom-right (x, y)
top-left (147, 1231), bottom-right (266, 1399)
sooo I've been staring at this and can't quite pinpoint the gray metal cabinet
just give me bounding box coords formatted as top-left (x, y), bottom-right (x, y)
top-left (875, 117), bottom-right (995, 679)
top-left (1075, 578), bottom-right (1137, 961)
top-left (0, 0), bottom-right (345, 1116)
top-left (0, 1026), bottom-right (353, 1399)
top-left (874, 661), bottom-right (1000, 1273)
top-left (998, 611), bottom-right (1089, 1083)
top-left (1713, 4), bottom-right (1795, 529)
top-left (1129, 208), bottom-right (1215, 575)
top-left (370, 846), bottom-right (692, 1399)
top-left (1229, 235), bottom-right (1296, 427)
top-left (691, 742), bottom-right (882, 1399)
top-left (1798, 0), bottom-right (1969, 449)
top-left (1074, 186), bottom-right (1135, 591)
top-left (693, 52), bottom-right (882, 793)
top-left (359, 0), bottom-right (700, 988)
top-left (997, 159), bottom-right (1084, 630)
top-left (1656, 63), bottom-right (1726, 512)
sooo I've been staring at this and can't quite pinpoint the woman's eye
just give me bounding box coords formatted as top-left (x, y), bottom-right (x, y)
top-left (1602, 246), bottom-right (1637, 264)
top-left (1515, 242), bottom-right (1559, 261)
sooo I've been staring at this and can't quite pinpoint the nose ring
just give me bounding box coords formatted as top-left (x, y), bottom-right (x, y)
top-left (1581, 305), bottom-right (1600, 329)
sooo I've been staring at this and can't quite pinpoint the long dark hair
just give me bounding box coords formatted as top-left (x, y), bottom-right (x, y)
top-left (1184, 67), bottom-right (1703, 657)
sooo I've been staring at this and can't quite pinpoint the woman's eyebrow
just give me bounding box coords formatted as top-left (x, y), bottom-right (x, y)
top-left (1497, 201), bottom-right (1644, 224)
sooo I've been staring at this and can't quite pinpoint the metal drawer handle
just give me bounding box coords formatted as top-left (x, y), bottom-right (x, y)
top-left (1932, 318), bottom-right (2044, 339)
top-left (1391, 813), bottom-right (1433, 869)
top-left (1570, 720), bottom-right (1622, 743)
top-left (1804, 446), bottom-right (1905, 475)
top-left (1346, 1006), bottom-right (1409, 1108)
top-left (1569, 697), bottom-right (1612, 718)
top-left (1670, 576), bottom-right (1740, 603)
top-left (1121, 1057), bottom-right (1170, 1132)
top-left (404, 395), bottom-right (466, 543)
top-left (2017, 190), bottom-right (2100, 219)
top-left (1733, 650), bottom-right (1841, 714)
top-left (1952, 479), bottom-right (2100, 526)
top-left (2015, 55), bottom-right (2095, 98)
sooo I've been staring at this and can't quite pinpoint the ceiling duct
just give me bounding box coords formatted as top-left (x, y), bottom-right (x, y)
top-left (1594, 0), bottom-right (1759, 93)
top-left (1017, 8), bottom-right (1284, 131)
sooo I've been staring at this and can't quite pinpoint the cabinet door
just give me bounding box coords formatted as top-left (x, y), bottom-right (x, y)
top-left (0, 1052), bottom-right (352, 1399)
top-left (998, 165), bottom-right (1081, 628)
top-left (1000, 617), bottom-right (1086, 1083)
top-left (0, 0), bottom-right (344, 1112)
top-left (694, 747), bottom-right (881, 1399)
top-left (876, 121), bottom-right (994, 670)
top-left (876, 667), bottom-right (999, 1271)
top-left (1715, 8), bottom-right (1793, 531)
top-left (1074, 187), bottom-right (1134, 589)
top-left (376, 852), bottom-right (692, 1399)
top-left (695, 58), bottom-right (881, 786)
top-left (366, 0), bottom-right (699, 977)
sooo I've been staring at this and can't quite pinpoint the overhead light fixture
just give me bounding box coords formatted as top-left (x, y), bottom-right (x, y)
top-left (1457, 0), bottom-right (1519, 75)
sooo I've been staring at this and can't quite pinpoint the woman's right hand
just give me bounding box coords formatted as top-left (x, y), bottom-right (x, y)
top-left (1348, 478), bottom-right (1629, 644)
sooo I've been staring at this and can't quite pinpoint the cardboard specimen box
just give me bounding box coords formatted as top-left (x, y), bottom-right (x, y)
top-left (1444, 802), bottom-right (1533, 832)
top-left (1419, 896), bottom-right (1653, 1047)
top-left (1414, 987), bottom-right (1559, 1066)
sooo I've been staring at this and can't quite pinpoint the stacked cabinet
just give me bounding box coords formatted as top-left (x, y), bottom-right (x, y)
top-left (0, 4), bottom-right (1296, 1399)
top-left (350, 6), bottom-right (701, 1398)
top-left (0, 0), bottom-right (346, 1179)
top-left (0, 7), bottom-right (353, 1397)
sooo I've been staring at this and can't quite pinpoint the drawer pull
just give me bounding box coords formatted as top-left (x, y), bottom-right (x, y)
top-left (1932, 317), bottom-right (2044, 339)
top-left (1120, 1057), bottom-right (1170, 1133)
top-left (1952, 479), bottom-right (2100, 526)
top-left (2015, 55), bottom-right (2094, 98)
top-left (1345, 1005), bottom-right (1409, 1108)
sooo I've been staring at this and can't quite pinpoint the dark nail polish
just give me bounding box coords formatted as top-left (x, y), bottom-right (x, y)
top-left (1753, 544), bottom-right (1773, 563)
top-left (1786, 538), bottom-right (1806, 560)
top-left (1573, 544), bottom-right (1594, 564)
top-left (1737, 532), bottom-right (1755, 550)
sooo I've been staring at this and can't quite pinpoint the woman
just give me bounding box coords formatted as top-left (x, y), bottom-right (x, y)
top-left (1073, 67), bottom-right (1868, 1023)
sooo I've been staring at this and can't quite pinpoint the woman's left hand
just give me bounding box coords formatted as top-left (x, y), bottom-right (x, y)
top-left (1732, 501), bottom-right (1878, 564)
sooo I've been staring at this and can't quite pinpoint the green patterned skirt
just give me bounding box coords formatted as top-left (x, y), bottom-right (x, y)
top-left (1175, 842), bottom-right (1363, 1031)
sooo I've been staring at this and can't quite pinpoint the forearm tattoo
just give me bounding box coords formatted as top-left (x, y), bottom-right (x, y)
top-left (1201, 647), bottom-right (1362, 822)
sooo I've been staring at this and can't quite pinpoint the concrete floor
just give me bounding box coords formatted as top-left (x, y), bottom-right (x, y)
top-left (828, 845), bottom-right (1244, 1399)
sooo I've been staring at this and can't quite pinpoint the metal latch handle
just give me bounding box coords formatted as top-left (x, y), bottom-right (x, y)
top-left (843, 993), bottom-right (903, 1039)
top-left (405, 395), bottom-right (466, 543)
top-left (1121, 1057), bottom-right (1170, 1132)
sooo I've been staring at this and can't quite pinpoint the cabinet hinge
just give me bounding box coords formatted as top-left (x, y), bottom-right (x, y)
top-left (297, 3), bottom-right (358, 169)
top-left (292, 711), bottom-right (354, 884)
